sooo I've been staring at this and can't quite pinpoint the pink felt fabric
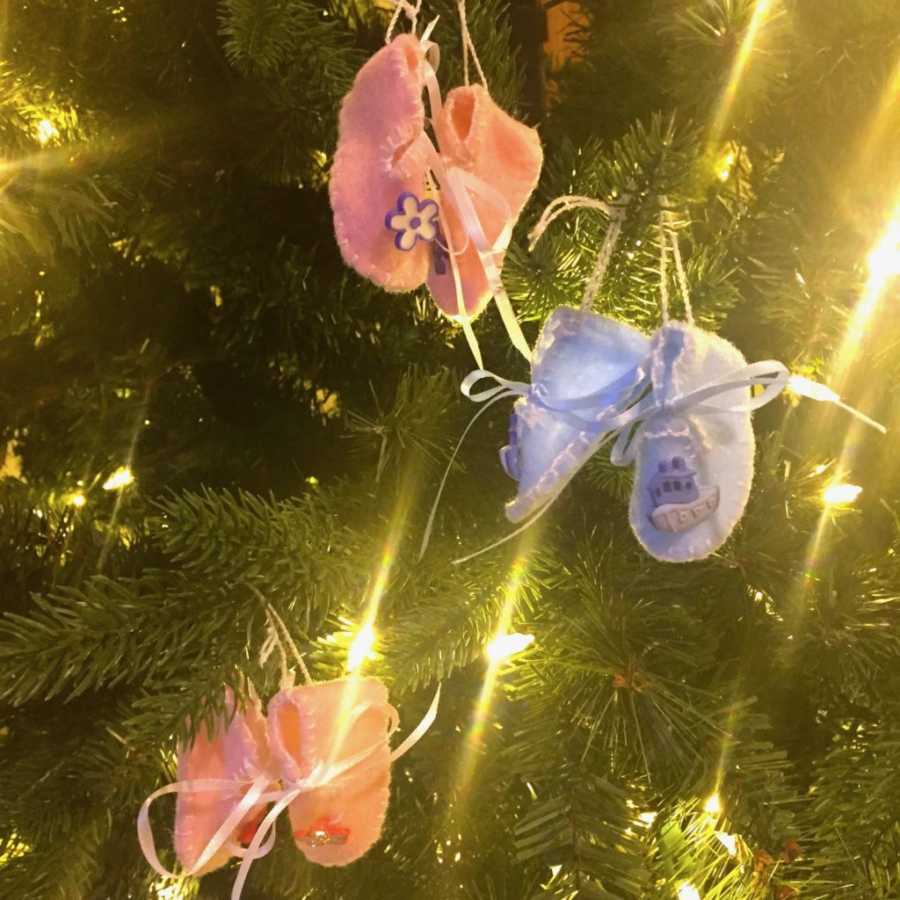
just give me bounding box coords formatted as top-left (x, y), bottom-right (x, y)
top-left (174, 694), bottom-right (274, 875)
top-left (267, 677), bottom-right (394, 867)
top-left (427, 84), bottom-right (543, 318)
top-left (330, 35), bottom-right (434, 292)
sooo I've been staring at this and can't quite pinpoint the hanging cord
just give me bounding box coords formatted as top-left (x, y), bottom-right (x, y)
top-left (582, 212), bottom-right (624, 312)
top-left (258, 619), bottom-right (290, 688)
top-left (527, 193), bottom-right (629, 312)
top-left (658, 210), bottom-right (670, 325)
top-left (266, 605), bottom-right (314, 686)
top-left (386, 0), bottom-right (422, 43)
top-left (248, 583), bottom-right (313, 686)
top-left (668, 226), bottom-right (694, 325)
top-left (658, 198), bottom-right (694, 325)
top-left (527, 195), bottom-right (614, 250)
top-left (457, 0), bottom-right (488, 88)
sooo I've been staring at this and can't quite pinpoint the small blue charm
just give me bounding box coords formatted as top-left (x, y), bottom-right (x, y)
top-left (647, 454), bottom-right (719, 534)
top-left (385, 192), bottom-right (440, 251)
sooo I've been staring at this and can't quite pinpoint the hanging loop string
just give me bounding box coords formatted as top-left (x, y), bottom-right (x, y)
top-left (457, 0), bottom-right (488, 89)
top-left (528, 194), bottom-right (629, 312)
top-left (668, 227), bottom-right (694, 325)
top-left (138, 687), bottom-right (441, 900)
top-left (386, 0), bottom-right (422, 42)
top-left (248, 584), bottom-right (314, 687)
top-left (658, 210), bottom-right (670, 324)
top-left (583, 212), bottom-right (624, 312)
top-left (658, 198), bottom-right (694, 325)
top-left (527, 196), bottom-right (614, 249)
top-left (266, 605), bottom-right (314, 686)
top-left (258, 620), bottom-right (290, 688)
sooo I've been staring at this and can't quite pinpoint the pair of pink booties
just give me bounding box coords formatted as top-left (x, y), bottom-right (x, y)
top-left (330, 33), bottom-right (543, 318)
top-left (175, 678), bottom-right (394, 874)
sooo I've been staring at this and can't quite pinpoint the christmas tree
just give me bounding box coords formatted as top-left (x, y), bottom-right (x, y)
top-left (1, 0), bottom-right (899, 897)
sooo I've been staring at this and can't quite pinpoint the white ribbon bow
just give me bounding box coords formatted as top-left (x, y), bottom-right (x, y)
top-left (420, 358), bottom-right (885, 564)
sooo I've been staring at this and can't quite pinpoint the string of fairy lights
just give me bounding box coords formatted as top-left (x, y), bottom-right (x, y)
top-left (4, 2), bottom-right (898, 898)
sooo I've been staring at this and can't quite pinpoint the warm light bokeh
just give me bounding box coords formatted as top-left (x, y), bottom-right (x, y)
top-left (485, 631), bottom-right (534, 663)
top-left (102, 465), bottom-right (135, 491)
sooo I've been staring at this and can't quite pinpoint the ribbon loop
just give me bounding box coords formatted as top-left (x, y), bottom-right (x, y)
top-left (137, 775), bottom-right (272, 882)
top-left (419, 375), bottom-right (526, 558)
top-left (460, 369), bottom-right (529, 403)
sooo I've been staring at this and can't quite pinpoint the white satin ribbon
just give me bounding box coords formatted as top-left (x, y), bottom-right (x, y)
top-left (602, 360), bottom-right (792, 467)
top-left (419, 370), bottom-right (530, 558)
top-left (138, 687), bottom-right (440, 899)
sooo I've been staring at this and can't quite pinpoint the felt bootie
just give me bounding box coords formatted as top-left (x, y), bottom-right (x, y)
top-left (628, 322), bottom-right (754, 562)
top-left (502, 307), bottom-right (650, 523)
top-left (427, 84), bottom-right (543, 318)
top-left (330, 34), bottom-right (437, 293)
top-left (267, 677), bottom-right (396, 867)
top-left (173, 693), bottom-right (274, 875)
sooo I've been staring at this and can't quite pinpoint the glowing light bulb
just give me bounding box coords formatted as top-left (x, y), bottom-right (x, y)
top-left (347, 622), bottom-right (376, 672)
top-left (67, 492), bottom-right (87, 508)
top-left (822, 482), bottom-right (862, 507)
top-left (677, 884), bottom-right (701, 900)
top-left (717, 148), bottom-right (736, 182)
top-left (102, 466), bottom-right (135, 491)
top-left (716, 831), bottom-right (738, 856)
top-left (36, 118), bottom-right (59, 146)
top-left (868, 218), bottom-right (900, 281)
top-left (703, 793), bottom-right (722, 815)
top-left (0, 834), bottom-right (30, 865)
top-left (486, 632), bottom-right (534, 663)
top-left (637, 811), bottom-right (657, 826)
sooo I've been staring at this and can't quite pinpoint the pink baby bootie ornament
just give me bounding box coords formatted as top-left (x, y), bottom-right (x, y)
top-left (138, 689), bottom-right (278, 879)
top-left (427, 83), bottom-right (543, 319)
top-left (330, 32), bottom-right (435, 293)
top-left (329, 0), bottom-right (541, 364)
top-left (267, 677), bottom-right (397, 866)
top-left (138, 607), bottom-right (440, 898)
